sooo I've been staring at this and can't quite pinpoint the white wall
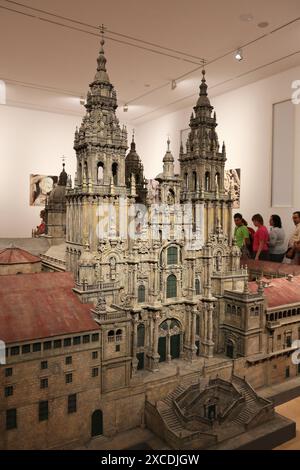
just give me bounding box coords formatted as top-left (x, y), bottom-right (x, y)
top-left (0, 105), bottom-right (134, 238)
top-left (135, 65), bottom-right (300, 239)
top-left (0, 106), bottom-right (81, 237)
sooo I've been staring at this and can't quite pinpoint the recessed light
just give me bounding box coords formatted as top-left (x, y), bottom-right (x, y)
top-left (234, 49), bottom-right (243, 62)
top-left (239, 13), bottom-right (253, 22)
top-left (258, 21), bottom-right (269, 28)
top-left (144, 84), bottom-right (150, 88)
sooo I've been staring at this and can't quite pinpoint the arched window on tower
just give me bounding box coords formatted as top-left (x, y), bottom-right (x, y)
top-left (195, 278), bottom-right (201, 295)
top-left (167, 246), bottom-right (178, 265)
top-left (167, 189), bottom-right (175, 205)
top-left (215, 172), bottom-right (220, 190)
top-left (84, 162), bottom-right (88, 182)
top-left (138, 285), bottom-right (145, 303)
top-left (97, 162), bottom-right (104, 183)
top-left (112, 163), bottom-right (118, 186)
top-left (137, 324), bottom-right (145, 347)
top-left (205, 172), bottom-right (210, 191)
top-left (193, 171), bottom-right (197, 191)
top-left (79, 162), bottom-right (82, 184)
top-left (184, 173), bottom-right (188, 190)
top-left (167, 274), bottom-right (177, 299)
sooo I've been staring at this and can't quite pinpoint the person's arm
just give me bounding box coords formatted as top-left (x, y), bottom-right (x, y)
top-left (255, 239), bottom-right (264, 260)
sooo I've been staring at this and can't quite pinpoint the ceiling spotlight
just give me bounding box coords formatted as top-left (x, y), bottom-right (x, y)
top-left (171, 79), bottom-right (177, 90)
top-left (234, 49), bottom-right (243, 61)
top-left (123, 103), bottom-right (128, 112)
top-left (258, 21), bottom-right (269, 28)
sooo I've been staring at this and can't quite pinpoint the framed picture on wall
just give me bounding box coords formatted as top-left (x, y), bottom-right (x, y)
top-left (30, 174), bottom-right (58, 206)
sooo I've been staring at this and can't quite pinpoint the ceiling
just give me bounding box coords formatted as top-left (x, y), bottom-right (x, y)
top-left (1, 0), bottom-right (300, 125)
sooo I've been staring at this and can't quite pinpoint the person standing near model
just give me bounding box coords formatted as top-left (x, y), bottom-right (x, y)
top-left (252, 214), bottom-right (270, 261)
top-left (285, 211), bottom-right (300, 264)
top-left (233, 213), bottom-right (250, 257)
top-left (269, 214), bottom-right (286, 262)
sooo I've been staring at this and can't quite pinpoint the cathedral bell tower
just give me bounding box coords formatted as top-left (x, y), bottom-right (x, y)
top-left (179, 70), bottom-right (232, 244)
top-left (66, 30), bottom-right (133, 282)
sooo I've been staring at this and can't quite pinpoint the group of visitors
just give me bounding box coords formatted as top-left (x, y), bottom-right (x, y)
top-left (233, 211), bottom-right (300, 264)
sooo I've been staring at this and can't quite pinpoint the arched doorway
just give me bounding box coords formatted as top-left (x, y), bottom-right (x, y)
top-left (91, 409), bottom-right (103, 437)
top-left (226, 339), bottom-right (234, 359)
top-left (158, 319), bottom-right (182, 362)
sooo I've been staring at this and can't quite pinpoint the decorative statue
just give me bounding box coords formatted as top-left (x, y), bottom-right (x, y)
top-left (33, 210), bottom-right (46, 237)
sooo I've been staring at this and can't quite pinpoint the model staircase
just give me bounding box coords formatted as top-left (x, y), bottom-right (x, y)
top-left (162, 384), bottom-right (186, 407)
top-left (159, 402), bottom-right (183, 433)
top-left (231, 377), bottom-right (263, 426)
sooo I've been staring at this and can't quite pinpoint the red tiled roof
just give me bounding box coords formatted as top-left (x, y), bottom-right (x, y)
top-left (0, 272), bottom-right (99, 343)
top-left (243, 258), bottom-right (300, 276)
top-left (248, 275), bottom-right (300, 308)
top-left (0, 247), bottom-right (41, 265)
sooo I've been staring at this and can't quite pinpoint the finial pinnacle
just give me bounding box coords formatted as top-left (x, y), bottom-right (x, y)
top-left (167, 136), bottom-right (170, 151)
top-left (132, 129), bottom-right (135, 143)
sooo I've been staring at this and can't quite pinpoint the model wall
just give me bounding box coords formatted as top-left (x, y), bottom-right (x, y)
top-left (135, 65), bottom-right (300, 240)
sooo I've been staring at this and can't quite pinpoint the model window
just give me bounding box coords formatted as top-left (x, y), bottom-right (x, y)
top-left (68, 394), bottom-right (77, 414)
top-left (5, 386), bottom-right (13, 397)
top-left (205, 171), bottom-right (210, 191)
top-left (137, 324), bottom-right (145, 347)
top-left (108, 331), bottom-right (115, 342)
top-left (11, 346), bottom-right (20, 356)
top-left (116, 329), bottom-right (122, 342)
top-left (97, 162), bottom-right (104, 183)
top-left (40, 378), bottom-right (48, 389)
top-left (33, 343), bottom-right (41, 352)
top-left (112, 162), bottom-right (118, 186)
top-left (138, 285), bottom-right (145, 303)
top-left (22, 344), bottom-right (31, 354)
top-left (167, 274), bottom-right (177, 299)
top-left (92, 333), bottom-right (99, 342)
top-left (65, 373), bottom-right (73, 384)
top-left (167, 246), bottom-right (178, 265)
top-left (39, 401), bottom-right (49, 421)
top-left (5, 368), bottom-right (12, 377)
top-left (195, 278), bottom-right (201, 295)
top-left (6, 409), bottom-right (17, 430)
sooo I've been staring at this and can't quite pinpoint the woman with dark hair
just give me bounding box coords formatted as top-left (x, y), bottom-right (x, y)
top-left (269, 214), bottom-right (285, 262)
top-left (251, 214), bottom-right (270, 261)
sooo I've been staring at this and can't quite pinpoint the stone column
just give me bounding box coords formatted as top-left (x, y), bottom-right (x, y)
top-left (221, 202), bottom-right (226, 234)
top-left (201, 302), bottom-right (215, 358)
top-left (191, 308), bottom-right (197, 360)
top-left (228, 202), bottom-right (233, 244)
top-left (166, 334), bottom-right (171, 362)
top-left (131, 314), bottom-right (139, 376)
top-left (148, 312), bottom-right (160, 371)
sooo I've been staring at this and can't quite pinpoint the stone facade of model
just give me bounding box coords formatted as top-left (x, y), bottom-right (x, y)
top-left (1, 35), bottom-right (300, 450)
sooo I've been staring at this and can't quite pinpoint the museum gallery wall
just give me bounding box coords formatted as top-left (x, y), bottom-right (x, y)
top-left (0, 64), bottom-right (300, 237)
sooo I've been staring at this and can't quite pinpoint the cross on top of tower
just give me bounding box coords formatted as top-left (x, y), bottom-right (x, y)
top-left (99, 24), bottom-right (107, 40)
top-left (167, 136), bottom-right (170, 151)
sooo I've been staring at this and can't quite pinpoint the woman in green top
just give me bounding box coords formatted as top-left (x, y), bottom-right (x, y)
top-left (234, 213), bottom-right (250, 256)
